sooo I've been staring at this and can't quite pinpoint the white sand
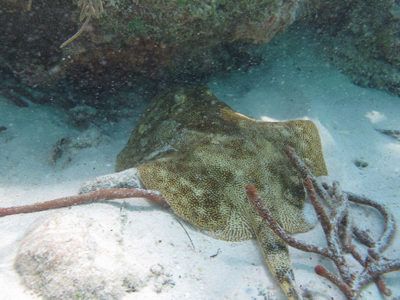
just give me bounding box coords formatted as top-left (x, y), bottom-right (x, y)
top-left (0, 28), bottom-right (399, 300)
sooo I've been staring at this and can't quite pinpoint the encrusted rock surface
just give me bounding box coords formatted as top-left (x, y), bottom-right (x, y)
top-left (310, 0), bottom-right (400, 96)
top-left (1, 0), bottom-right (398, 107)
top-left (14, 211), bottom-right (177, 298)
top-left (0, 0), bottom-right (302, 107)
top-left (15, 212), bottom-right (146, 299)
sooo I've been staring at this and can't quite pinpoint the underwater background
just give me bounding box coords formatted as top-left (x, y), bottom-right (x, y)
top-left (0, 1), bottom-right (399, 299)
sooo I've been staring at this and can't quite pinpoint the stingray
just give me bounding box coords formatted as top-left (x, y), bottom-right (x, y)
top-left (0, 86), bottom-right (327, 299)
top-left (115, 86), bottom-right (328, 299)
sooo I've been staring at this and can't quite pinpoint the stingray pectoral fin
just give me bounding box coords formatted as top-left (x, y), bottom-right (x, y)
top-left (280, 203), bottom-right (314, 234)
top-left (284, 120), bottom-right (328, 177)
top-left (253, 220), bottom-right (303, 300)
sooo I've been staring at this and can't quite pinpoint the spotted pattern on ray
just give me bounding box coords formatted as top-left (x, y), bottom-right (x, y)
top-left (116, 86), bottom-right (327, 299)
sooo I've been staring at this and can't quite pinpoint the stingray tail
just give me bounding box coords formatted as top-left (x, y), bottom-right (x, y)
top-left (252, 219), bottom-right (304, 300)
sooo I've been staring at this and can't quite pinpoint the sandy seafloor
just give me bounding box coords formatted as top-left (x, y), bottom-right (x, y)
top-left (0, 28), bottom-right (399, 300)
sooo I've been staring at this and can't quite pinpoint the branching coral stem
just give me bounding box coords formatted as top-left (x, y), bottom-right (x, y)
top-left (60, 17), bottom-right (91, 48)
top-left (0, 188), bottom-right (169, 217)
top-left (245, 184), bottom-right (328, 256)
top-left (60, 0), bottom-right (105, 48)
top-left (246, 146), bottom-right (400, 300)
top-left (314, 265), bottom-right (354, 299)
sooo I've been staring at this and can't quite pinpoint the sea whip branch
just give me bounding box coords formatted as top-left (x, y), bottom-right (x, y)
top-left (246, 146), bottom-right (400, 300)
top-left (0, 188), bottom-right (169, 217)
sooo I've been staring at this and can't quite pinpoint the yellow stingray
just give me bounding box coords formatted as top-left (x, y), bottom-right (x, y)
top-left (116, 86), bottom-right (327, 299)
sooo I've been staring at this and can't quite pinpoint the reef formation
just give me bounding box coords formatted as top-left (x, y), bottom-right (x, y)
top-left (2, 0), bottom-right (398, 108)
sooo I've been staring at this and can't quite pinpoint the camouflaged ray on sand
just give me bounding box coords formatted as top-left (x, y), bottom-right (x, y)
top-left (116, 86), bottom-right (327, 299)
